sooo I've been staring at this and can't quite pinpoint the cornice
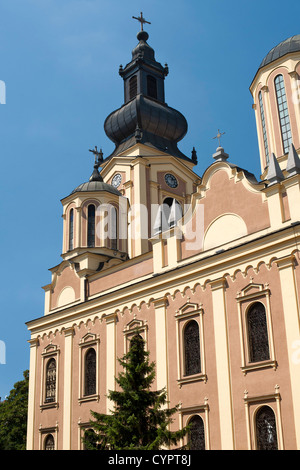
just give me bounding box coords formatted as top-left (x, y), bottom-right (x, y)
top-left (26, 223), bottom-right (300, 336)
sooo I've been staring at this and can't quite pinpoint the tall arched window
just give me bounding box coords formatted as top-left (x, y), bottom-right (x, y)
top-left (188, 415), bottom-right (205, 450)
top-left (84, 348), bottom-right (96, 396)
top-left (256, 406), bottom-right (278, 450)
top-left (129, 76), bottom-right (137, 100)
top-left (69, 208), bottom-right (74, 251)
top-left (258, 91), bottom-right (270, 164)
top-left (162, 197), bottom-right (182, 230)
top-left (184, 320), bottom-right (201, 376)
top-left (147, 75), bottom-right (157, 99)
top-left (45, 358), bottom-right (56, 403)
top-left (247, 302), bottom-right (270, 363)
top-left (274, 74), bottom-right (292, 154)
top-left (87, 204), bottom-right (96, 247)
top-left (44, 434), bottom-right (55, 450)
top-left (110, 206), bottom-right (118, 250)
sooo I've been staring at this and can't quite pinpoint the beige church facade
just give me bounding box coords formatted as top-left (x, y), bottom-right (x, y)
top-left (26, 27), bottom-right (300, 450)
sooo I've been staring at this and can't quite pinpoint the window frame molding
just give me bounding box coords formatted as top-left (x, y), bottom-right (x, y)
top-left (39, 425), bottom-right (59, 450)
top-left (274, 73), bottom-right (293, 155)
top-left (123, 318), bottom-right (148, 354)
top-left (175, 302), bottom-right (207, 387)
top-left (179, 400), bottom-right (210, 450)
top-left (40, 344), bottom-right (60, 410)
top-left (243, 387), bottom-right (284, 450)
top-left (78, 333), bottom-right (100, 404)
top-left (236, 282), bottom-right (276, 374)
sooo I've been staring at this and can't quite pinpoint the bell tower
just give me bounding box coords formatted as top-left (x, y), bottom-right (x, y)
top-left (100, 14), bottom-right (199, 258)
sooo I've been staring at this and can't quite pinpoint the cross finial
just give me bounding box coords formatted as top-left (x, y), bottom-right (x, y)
top-left (89, 145), bottom-right (103, 166)
top-left (213, 129), bottom-right (225, 147)
top-left (132, 12), bottom-right (151, 31)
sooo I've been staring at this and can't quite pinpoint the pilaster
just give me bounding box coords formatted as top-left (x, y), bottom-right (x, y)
top-left (153, 297), bottom-right (169, 398)
top-left (264, 183), bottom-right (284, 229)
top-left (166, 226), bottom-right (182, 269)
top-left (63, 327), bottom-right (74, 450)
top-left (209, 278), bottom-right (234, 450)
top-left (26, 338), bottom-right (39, 450)
top-left (283, 174), bottom-right (300, 222)
top-left (274, 255), bottom-right (300, 448)
top-left (105, 313), bottom-right (118, 414)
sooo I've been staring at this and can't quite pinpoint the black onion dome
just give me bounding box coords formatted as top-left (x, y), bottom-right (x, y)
top-left (104, 95), bottom-right (187, 145)
top-left (259, 34), bottom-right (300, 69)
top-left (103, 28), bottom-right (192, 163)
top-left (70, 180), bottom-right (122, 196)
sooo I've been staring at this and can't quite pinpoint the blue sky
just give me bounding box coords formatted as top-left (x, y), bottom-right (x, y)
top-left (0, 0), bottom-right (299, 400)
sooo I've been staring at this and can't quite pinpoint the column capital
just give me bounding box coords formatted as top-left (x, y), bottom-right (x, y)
top-left (209, 277), bottom-right (227, 291)
top-left (152, 296), bottom-right (168, 308)
top-left (63, 326), bottom-right (74, 338)
top-left (104, 312), bottom-right (118, 324)
top-left (28, 338), bottom-right (39, 348)
top-left (274, 254), bottom-right (295, 270)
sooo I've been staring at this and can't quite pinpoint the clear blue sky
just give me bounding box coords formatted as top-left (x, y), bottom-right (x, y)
top-left (0, 0), bottom-right (299, 400)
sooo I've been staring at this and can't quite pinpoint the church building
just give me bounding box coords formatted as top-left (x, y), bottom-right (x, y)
top-left (26, 18), bottom-right (300, 450)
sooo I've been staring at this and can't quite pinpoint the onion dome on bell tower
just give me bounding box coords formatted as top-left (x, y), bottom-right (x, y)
top-left (103, 13), bottom-right (190, 162)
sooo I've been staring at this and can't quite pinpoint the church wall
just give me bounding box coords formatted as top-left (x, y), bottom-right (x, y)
top-left (224, 264), bottom-right (297, 450)
top-left (88, 256), bottom-right (153, 297)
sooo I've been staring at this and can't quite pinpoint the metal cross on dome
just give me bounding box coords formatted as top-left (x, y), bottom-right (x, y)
top-left (132, 12), bottom-right (151, 31)
top-left (89, 146), bottom-right (103, 165)
top-left (213, 129), bottom-right (225, 147)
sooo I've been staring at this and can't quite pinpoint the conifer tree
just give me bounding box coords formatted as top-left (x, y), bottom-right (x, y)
top-left (84, 333), bottom-right (189, 450)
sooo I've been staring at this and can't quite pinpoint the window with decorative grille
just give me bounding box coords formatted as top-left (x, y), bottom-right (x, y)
top-left (188, 415), bottom-right (205, 450)
top-left (44, 434), bottom-right (55, 450)
top-left (274, 74), bottom-right (292, 154)
top-left (147, 75), bottom-right (157, 99)
top-left (87, 204), bottom-right (95, 247)
top-left (247, 302), bottom-right (270, 363)
top-left (256, 406), bottom-right (278, 450)
top-left (129, 76), bottom-right (137, 100)
top-left (84, 348), bottom-right (96, 396)
top-left (69, 208), bottom-right (74, 251)
top-left (258, 91), bottom-right (269, 164)
top-left (184, 320), bottom-right (201, 376)
top-left (45, 358), bottom-right (56, 403)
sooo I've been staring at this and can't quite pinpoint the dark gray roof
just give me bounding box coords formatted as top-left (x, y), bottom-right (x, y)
top-left (259, 34), bottom-right (300, 69)
top-left (104, 94), bottom-right (188, 161)
top-left (70, 180), bottom-right (122, 196)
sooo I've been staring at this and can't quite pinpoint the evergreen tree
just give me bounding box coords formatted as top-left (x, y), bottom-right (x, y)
top-left (0, 370), bottom-right (29, 450)
top-left (84, 334), bottom-right (189, 450)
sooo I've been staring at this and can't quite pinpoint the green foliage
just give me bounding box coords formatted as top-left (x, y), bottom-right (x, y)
top-left (84, 334), bottom-right (189, 450)
top-left (0, 370), bottom-right (29, 450)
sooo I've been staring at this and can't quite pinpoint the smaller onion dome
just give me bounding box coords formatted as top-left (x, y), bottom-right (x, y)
top-left (69, 148), bottom-right (122, 197)
top-left (259, 34), bottom-right (300, 69)
top-left (70, 180), bottom-right (122, 196)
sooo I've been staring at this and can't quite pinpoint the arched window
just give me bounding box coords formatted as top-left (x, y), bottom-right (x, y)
top-left (83, 428), bottom-right (98, 450)
top-left (84, 348), bottom-right (96, 396)
top-left (129, 76), bottom-right (137, 100)
top-left (188, 415), bottom-right (205, 450)
top-left (274, 74), bottom-right (292, 154)
top-left (45, 358), bottom-right (56, 403)
top-left (44, 434), bottom-right (55, 450)
top-left (247, 302), bottom-right (270, 363)
top-left (110, 206), bottom-right (118, 251)
top-left (87, 204), bottom-right (96, 247)
top-left (256, 406), bottom-right (278, 450)
top-left (147, 75), bottom-right (157, 99)
top-left (258, 91), bottom-right (270, 164)
top-left (184, 320), bottom-right (201, 376)
top-left (162, 197), bottom-right (182, 230)
top-left (69, 208), bottom-right (74, 251)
